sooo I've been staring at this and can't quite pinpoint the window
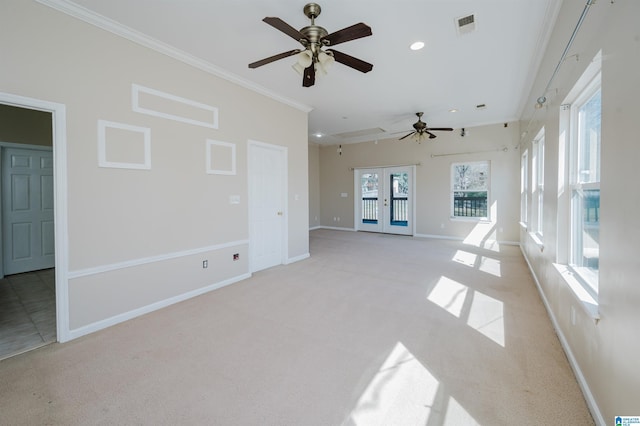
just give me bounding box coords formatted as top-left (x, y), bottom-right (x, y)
top-left (569, 76), bottom-right (601, 295)
top-left (451, 161), bottom-right (489, 219)
top-left (521, 150), bottom-right (528, 225)
top-left (533, 129), bottom-right (545, 236)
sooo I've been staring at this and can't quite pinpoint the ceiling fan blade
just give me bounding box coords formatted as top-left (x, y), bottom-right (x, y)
top-left (427, 131), bottom-right (437, 139)
top-left (428, 128), bottom-right (454, 131)
top-left (249, 49), bottom-right (300, 69)
top-left (323, 22), bottom-right (372, 46)
top-left (303, 64), bottom-right (316, 87)
top-left (399, 131), bottom-right (415, 140)
top-left (326, 49), bottom-right (373, 73)
top-left (263, 17), bottom-right (306, 42)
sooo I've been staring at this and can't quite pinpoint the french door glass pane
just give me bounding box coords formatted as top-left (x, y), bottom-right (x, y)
top-left (361, 173), bottom-right (379, 224)
top-left (390, 172), bottom-right (408, 226)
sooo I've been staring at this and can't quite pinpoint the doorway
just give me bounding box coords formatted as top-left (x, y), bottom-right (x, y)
top-left (0, 92), bottom-right (68, 357)
top-left (355, 166), bottom-right (415, 235)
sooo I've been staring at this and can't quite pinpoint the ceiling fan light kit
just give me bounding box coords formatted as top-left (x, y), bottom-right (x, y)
top-left (399, 112), bottom-right (454, 142)
top-left (248, 3), bottom-right (373, 87)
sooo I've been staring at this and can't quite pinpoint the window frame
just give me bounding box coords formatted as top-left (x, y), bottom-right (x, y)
top-left (533, 129), bottom-right (545, 238)
top-left (450, 160), bottom-right (490, 220)
top-left (520, 150), bottom-right (528, 226)
top-left (568, 73), bottom-right (601, 298)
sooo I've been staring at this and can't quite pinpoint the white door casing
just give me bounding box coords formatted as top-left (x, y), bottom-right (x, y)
top-left (0, 91), bottom-right (69, 343)
top-left (248, 141), bottom-right (287, 272)
top-left (2, 147), bottom-right (55, 275)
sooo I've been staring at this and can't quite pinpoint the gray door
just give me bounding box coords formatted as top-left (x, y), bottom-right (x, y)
top-left (2, 148), bottom-right (54, 275)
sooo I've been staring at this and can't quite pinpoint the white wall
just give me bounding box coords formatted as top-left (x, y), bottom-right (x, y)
top-left (308, 143), bottom-right (321, 229)
top-left (0, 0), bottom-right (309, 337)
top-left (519, 1), bottom-right (640, 423)
top-left (319, 122), bottom-right (520, 243)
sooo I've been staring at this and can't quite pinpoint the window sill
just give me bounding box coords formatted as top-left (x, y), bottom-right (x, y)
top-left (450, 217), bottom-right (491, 223)
top-left (553, 263), bottom-right (600, 324)
top-left (528, 232), bottom-right (544, 252)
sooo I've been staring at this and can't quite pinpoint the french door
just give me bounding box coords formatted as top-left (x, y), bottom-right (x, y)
top-left (355, 166), bottom-right (414, 235)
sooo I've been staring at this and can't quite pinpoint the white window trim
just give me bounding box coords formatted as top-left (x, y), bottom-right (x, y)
top-left (521, 150), bottom-right (528, 226)
top-left (529, 128), bottom-right (545, 245)
top-left (557, 51), bottom-right (602, 314)
top-left (569, 78), bottom-right (600, 299)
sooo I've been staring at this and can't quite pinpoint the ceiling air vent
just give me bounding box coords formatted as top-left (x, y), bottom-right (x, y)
top-left (455, 13), bottom-right (476, 35)
top-left (332, 127), bottom-right (386, 141)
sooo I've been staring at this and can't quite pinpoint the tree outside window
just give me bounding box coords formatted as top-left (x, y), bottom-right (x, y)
top-left (452, 161), bottom-right (489, 218)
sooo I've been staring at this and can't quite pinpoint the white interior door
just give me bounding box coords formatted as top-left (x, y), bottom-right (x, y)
top-left (248, 142), bottom-right (287, 272)
top-left (2, 147), bottom-right (55, 275)
top-left (356, 166), bottom-right (414, 235)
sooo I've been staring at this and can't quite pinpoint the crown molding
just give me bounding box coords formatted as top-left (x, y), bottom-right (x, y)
top-left (35, 0), bottom-right (313, 113)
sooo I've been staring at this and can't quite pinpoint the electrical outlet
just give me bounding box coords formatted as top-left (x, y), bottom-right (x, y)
top-left (233, 253), bottom-right (239, 261)
top-left (202, 260), bottom-right (208, 268)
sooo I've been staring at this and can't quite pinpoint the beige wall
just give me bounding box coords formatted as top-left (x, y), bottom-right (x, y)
top-left (519, 0), bottom-right (640, 423)
top-left (0, 1), bottom-right (308, 333)
top-left (0, 104), bottom-right (52, 146)
top-left (308, 143), bottom-right (321, 229)
top-left (319, 123), bottom-right (520, 242)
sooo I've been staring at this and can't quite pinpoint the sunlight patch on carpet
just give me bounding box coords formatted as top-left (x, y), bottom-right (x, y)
top-left (427, 276), bottom-right (468, 318)
top-left (344, 342), bottom-right (438, 426)
top-left (467, 291), bottom-right (505, 347)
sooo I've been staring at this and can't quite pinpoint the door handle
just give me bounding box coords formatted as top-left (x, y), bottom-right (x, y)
top-left (277, 211), bottom-right (283, 216)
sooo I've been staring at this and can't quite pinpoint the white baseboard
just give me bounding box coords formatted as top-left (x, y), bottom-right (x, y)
top-left (309, 226), bottom-right (322, 231)
top-left (66, 272), bottom-right (251, 341)
top-left (286, 253), bottom-right (310, 264)
top-left (519, 246), bottom-right (604, 426)
top-left (315, 226), bottom-right (356, 232)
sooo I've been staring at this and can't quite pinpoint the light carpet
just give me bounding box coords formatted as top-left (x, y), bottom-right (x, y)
top-left (0, 229), bottom-right (594, 425)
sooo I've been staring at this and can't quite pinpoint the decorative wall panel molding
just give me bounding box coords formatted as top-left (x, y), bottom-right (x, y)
top-left (206, 139), bottom-right (236, 175)
top-left (98, 119), bottom-right (151, 170)
top-left (132, 84), bottom-right (218, 129)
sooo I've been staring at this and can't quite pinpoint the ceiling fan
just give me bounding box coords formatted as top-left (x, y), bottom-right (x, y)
top-left (399, 112), bottom-right (453, 141)
top-left (248, 3), bottom-right (373, 87)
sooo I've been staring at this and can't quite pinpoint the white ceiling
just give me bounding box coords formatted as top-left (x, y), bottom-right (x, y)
top-left (62, 0), bottom-right (561, 145)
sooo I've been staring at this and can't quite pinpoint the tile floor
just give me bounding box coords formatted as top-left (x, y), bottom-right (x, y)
top-left (0, 269), bottom-right (56, 360)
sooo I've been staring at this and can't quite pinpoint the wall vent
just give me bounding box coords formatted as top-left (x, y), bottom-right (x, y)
top-left (455, 14), bottom-right (476, 35)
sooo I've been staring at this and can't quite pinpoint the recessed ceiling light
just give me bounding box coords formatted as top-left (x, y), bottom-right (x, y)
top-left (410, 41), bottom-right (425, 51)
top-left (449, 108), bottom-right (458, 113)
top-left (314, 133), bottom-right (323, 138)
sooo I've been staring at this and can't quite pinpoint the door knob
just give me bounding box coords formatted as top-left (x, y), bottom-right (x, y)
top-left (277, 211), bottom-right (283, 216)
